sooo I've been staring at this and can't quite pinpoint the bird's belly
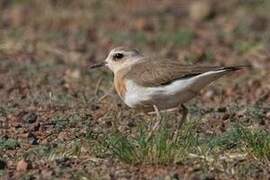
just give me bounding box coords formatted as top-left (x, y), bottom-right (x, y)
top-left (122, 69), bottom-right (228, 111)
top-left (123, 79), bottom-right (196, 110)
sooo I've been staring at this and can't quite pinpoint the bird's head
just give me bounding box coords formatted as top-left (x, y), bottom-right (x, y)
top-left (90, 47), bottom-right (143, 73)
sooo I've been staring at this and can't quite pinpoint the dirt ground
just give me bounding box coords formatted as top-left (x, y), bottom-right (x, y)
top-left (0, 0), bottom-right (270, 179)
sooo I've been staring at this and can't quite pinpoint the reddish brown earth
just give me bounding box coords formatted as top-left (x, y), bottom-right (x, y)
top-left (0, 0), bottom-right (270, 179)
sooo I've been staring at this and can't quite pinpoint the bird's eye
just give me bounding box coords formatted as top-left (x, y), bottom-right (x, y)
top-left (113, 53), bottom-right (124, 60)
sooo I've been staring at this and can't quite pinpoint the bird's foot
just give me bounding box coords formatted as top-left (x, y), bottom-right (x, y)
top-left (173, 104), bottom-right (188, 142)
top-left (146, 105), bottom-right (161, 141)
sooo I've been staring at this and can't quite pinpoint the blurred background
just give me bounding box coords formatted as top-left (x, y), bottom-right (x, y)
top-left (0, 0), bottom-right (270, 179)
top-left (1, 0), bottom-right (269, 63)
top-left (0, 0), bottom-right (269, 107)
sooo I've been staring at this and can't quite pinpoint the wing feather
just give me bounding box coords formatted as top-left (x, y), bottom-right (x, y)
top-left (124, 57), bottom-right (242, 87)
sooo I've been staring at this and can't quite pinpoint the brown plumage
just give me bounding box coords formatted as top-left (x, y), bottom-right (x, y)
top-left (114, 68), bottom-right (129, 98)
top-left (124, 57), bottom-right (247, 87)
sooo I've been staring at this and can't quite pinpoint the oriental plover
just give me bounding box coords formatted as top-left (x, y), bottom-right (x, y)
top-left (90, 47), bottom-right (248, 138)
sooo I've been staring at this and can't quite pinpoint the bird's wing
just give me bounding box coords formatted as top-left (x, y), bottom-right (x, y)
top-left (125, 57), bottom-right (243, 87)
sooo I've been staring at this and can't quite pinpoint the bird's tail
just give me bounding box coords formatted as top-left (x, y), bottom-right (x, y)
top-left (223, 65), bottom-right (251, 71)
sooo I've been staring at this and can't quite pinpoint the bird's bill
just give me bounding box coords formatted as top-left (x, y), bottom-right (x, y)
top-left (89, 62), bottom-right (106, 69)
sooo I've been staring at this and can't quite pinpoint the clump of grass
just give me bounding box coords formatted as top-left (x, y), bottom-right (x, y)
top-left (207, 125), bottom-right (270, 160)
top-left (91, 119), bottom-right (200, 165)
top-left (47, 140), bottom-right (82, 161)
top-left (0, 138), bottom-right (20, 151)
top-left (90, 117), bottom-right (270, 165)
top-left (51, 113), bottom-right (83, 131)
top-left (23, 140), bottom-right (82, 162)
top-left (23, 145), bottom-right (52, 160)
top-left (237, 126), bottom-right (270, 160)
top-left (245, 105), bottom-right (266, 121)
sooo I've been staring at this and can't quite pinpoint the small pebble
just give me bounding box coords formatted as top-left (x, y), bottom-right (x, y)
top-left (0, 159), bottom-right (7, 169)
top-left (105, 120), bottom-right (112, 127)
top-left (55, 157), bottom-right (71, 168)
top-left (127, 120), bottom-right (136, 127)
top-left (266, 112), bottom-right (270, 119)
top-left (189, 1), bottom-right (212, 21)
top-left (217, 107), bottom-right (227, 113)
top-left (23, 112), bottom-right (37, 124)
top-left (91, 104), bottom-right (100, 111)
top-left (172, 173), bottom-right (179, 180)
top-left (222, 113), bottom-right (230, 120)
top-left (28, 132), bottom-right (39, 145)
top-left (29, 136), bottom-right (39, 145)
top-left (16, 160), bottom-right (29, 171)
top-left (29, 123), bottom-right (40, 132)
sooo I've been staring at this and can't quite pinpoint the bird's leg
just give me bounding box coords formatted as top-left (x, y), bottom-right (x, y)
top-left (173, 104), bottom-right (188, 142)
top-left (147, 105), bottom-right (161, 141)
top-left (178, 104), bottom-right (188, 129)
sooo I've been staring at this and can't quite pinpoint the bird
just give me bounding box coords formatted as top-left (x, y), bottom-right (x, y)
top-left (90, 47), bottom-right (248, 138)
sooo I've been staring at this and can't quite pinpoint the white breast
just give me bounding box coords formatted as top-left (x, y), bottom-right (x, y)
top-left (123, 70), bottom-right (228, 110)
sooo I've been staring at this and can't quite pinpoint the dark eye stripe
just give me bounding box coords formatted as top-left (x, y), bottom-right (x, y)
top-left (113, 53), bottom-right (124, 60)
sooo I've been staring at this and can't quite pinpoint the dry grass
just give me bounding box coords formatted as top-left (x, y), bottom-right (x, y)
top-left (1, 0), bottom-right (270, 179)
